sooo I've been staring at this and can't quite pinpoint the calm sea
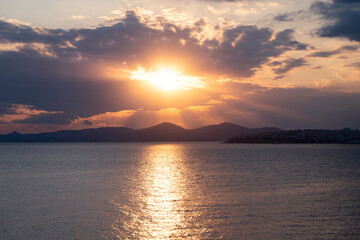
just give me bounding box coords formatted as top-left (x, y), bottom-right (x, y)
top-left (0, 143), bottom-right (360, 239)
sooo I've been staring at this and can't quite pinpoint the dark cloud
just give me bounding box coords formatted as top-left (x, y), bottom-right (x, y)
top-left (271, 29), bottom-right (309, 50)
top-left (0, 20), bottom-right (65, 44)
top-left (312, 65), bottom-right (322, 69)
top-left (274, 10), bottom-right (306, 22)
top-left (274, 75), bottom-right (285, 80)
top-left (308, 45), bottom-right (359, 57)
top-left (274, 13), bottom-right (294, 22)
top-left (334, 0), bottom-right (360, 4)
top-left (83, 120), bottom-right (93, 125)
top-left (214, 28), bottom-right (309, 77)
top-left (311, 0), bottom-right (360, 41)
top-left (345, 62), bottom-right (360, 69)
top-left (268, 60), bottom-right (282, 66)
top-left (270, 58), bottom-right (307, 75)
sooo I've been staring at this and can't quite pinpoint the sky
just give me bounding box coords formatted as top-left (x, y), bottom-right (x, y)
top-left (0, 0), bottom-right (359, 134)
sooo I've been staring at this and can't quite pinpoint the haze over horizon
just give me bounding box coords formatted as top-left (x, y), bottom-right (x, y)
top-left (1, 0), bottom-right (360, 134)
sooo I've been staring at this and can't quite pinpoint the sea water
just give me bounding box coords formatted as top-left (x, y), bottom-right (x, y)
top-left (1, 143), bottom-right (360, 239)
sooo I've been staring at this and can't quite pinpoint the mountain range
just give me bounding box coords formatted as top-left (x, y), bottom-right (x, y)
top-left (0, 122), bottom-right (282, 142)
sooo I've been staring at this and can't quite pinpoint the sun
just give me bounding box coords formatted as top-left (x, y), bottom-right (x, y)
top-left (130, 67), bottom-right (203, 91)
top-left (150, 69), bottom-right (182, 90)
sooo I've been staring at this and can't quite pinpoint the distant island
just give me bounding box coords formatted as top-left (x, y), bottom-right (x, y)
top-left (0, 122), bottom-right (281, 142)
top-left (226, 128), bottom-right (360, 144)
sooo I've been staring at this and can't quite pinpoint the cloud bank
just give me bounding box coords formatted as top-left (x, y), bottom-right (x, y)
top-left (0, 9), bottom-right (359, 132)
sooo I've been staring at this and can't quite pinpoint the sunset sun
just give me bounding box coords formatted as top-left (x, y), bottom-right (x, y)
top-left (148, 69), bottom-right (182, 90)
top-left (130, 67), bottom-right (203, 91)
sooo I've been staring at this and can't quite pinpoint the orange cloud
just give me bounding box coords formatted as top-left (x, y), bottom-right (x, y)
top-left (0, 104), bottom-right (62, 124)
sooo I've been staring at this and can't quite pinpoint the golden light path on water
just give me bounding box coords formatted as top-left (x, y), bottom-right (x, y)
top-left (141, 145), bottom-right (187, 238)
top-left (109, 144), bottom-right (212, 239)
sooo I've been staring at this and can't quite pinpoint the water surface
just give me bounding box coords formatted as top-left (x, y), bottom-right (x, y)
top-left (1, 143), bottom-right (360, 239)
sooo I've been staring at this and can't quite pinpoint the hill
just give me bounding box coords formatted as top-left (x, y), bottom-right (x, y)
top-left (0, 122), bottom-right (282, 142)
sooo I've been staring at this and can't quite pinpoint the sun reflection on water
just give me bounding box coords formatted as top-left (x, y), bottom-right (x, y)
top-left (141, 145), bottom-right (186, 238)
top-left (110, 144), bottom-right (209, 239)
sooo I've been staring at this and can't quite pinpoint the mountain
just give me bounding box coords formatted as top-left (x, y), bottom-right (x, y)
top-left (1, 127), bottom-right (139, 142)
top-left (139, 122), bottom-right (192, 141)
top-left (2, 131), bottom-right (22, 141)
top-left (0, 122), bottom-right (282, 142)
top-left (190, 122), bottom-right (248, 141)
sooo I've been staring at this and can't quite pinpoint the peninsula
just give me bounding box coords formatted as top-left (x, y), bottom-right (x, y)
top-left (226, 128), bottom-right (360, 144)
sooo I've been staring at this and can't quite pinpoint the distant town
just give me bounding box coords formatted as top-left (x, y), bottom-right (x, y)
top-left (226, 129), bottom-right (360, 144)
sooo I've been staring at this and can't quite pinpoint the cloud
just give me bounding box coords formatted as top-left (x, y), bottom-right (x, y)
top-left (270, 58), bottom-right (307, 75)
top-left (311, 0), bottom-right (360, 41)
top-left (70, 110), bottom-right (137, 129)
top-left (308, 45), bottom-right (359, 57)
top-left (13, 113), bottom-right (71, 125)
top-left (274, 13), bottom-right (294, 22)
top-left (0, 19), bottom-right (73, 46)
top-left (0, 11), bottom-right (311, 128)
top-left (205, 85), bottom-right (360, 129)
top-left (0, 104), bottom-right (63, 124)
top-left (0, 11), bottom-right (309, 75)
top-left (90, 84), bottom-right (360, 130)
top-left (312, 65), bottom-right (322, 69)
top-left (6, 12), bottom-right (311, 79)
top-left (273, 10), bottom-right (306, 22)
top-left (83, 120), bottom-right (93, 125)
top-left (345, 62), bottom-right (360, 69)
top-left (212, 28), bottom-right (309, 77)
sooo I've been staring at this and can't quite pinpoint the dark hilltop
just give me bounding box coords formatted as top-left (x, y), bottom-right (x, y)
top-left (0, 122), bottom-right (281, 142)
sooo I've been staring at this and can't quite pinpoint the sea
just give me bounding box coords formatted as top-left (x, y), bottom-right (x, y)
top-left (0, 143), bottom-right (360, 239)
